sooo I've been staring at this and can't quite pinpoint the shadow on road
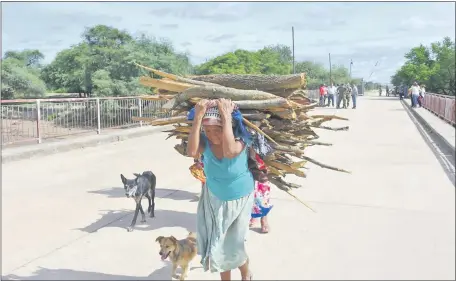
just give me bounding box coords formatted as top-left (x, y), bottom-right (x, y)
top-left (75, 208), bottom-right (197, 233)
top-left (2, 262), bottom-right (203, 280)
top-left (2, 265), bottom-right (173, 280)
top-left (88, 187), bottom-right (199, 201)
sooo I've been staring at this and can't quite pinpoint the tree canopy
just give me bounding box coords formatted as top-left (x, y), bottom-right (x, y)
top-left (1, 49), bottom-right (47, 99)
top-left (7, 24), bottom-right (448, 100)
top-left (391, 37), bottom-right (455, 96)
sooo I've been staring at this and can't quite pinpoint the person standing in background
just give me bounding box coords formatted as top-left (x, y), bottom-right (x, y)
top-left (351, 83), bottom-right (358, 109)
top-left (327, 83), bottom-right (336, 107)
top-left (409, 82), bottom-right (420, 108)
top-left (418, 84), bottom-right (426, 107)
top-left (402, 84), bottom-right (408, 100)
top-left (319, 84), bottom-right (326, 106)
top-left (344, 83), bottom-right (352, 109)
top-left (337, 84), bottom-right (347, 109)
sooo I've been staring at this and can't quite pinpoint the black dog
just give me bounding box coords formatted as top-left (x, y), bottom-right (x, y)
top-left (120, 171), bottom-right (156, 232)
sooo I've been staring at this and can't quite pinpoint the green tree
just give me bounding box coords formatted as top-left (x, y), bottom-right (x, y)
top-left (391, 37), bottom-right (455, 95)
top-left (195, 44), bottom-right (292, 75)
top-left (41, 25), bottom-right (193, 97)
top-left (1, 50), bottom-right (47, 99)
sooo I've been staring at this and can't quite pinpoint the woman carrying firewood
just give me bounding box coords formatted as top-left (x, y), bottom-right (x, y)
top-left (187, 98), bottom-right (254, 281)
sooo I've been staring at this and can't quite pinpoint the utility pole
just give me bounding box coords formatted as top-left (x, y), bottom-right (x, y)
top-left (349, 59), bottom-right (353, 78)
top-left (292, 26), bottom-right (295, 74)
top-left (329, 53), bottom-right (332, 84)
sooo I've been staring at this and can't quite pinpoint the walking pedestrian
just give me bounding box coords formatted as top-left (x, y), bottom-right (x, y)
top-left (351, 83), bottom-right (358, 109)
top-left (187, 99), bottom-right (254, 280)
top-left (409, 82), bottom-right (420, 108)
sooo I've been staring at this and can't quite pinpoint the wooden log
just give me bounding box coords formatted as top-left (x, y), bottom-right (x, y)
top-left (269, 108), bottom-right (297, 120)
top-left (135, 62), bottom-right (221, 87)
top-left (268, 88), bottom-right (299, 98)
top-left (162, 86), bottom-right (281, 110)
top-left (139, 76), bottom-right (195, 92)
top-left (236, 98), bottom-right (289, 110)
top-left (172, 96), bottom-right (289, 111)
top-left (309, 114), bottom-right (349, 121)
top-left (264, 159), bottom-right (306, 177)
top-left (186, 73), bottom-right (306, 93)
top-left (243, 112), bottom-right (271, 121)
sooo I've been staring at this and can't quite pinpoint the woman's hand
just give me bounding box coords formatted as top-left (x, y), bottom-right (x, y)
top-left (195, 99), bottom-right (209, 121)
top-left (217, 98), bottom-right (235, 120)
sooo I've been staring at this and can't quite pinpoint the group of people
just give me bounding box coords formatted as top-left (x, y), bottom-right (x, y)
top-left (187, 98), bottom-right (273, 281)
top-left (319, 83), bottom-right (359, 109)
top-left (398, 82), bottom-right (426, 108)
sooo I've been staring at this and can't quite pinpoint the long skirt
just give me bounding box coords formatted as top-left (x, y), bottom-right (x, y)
top-left (197, 184), bottom-right (254, 273)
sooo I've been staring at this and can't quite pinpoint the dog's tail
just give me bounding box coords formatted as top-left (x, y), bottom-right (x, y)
top-left (188, 232), bottom-right (197, 239)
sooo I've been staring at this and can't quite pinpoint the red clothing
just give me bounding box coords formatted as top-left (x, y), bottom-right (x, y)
top-left (319, 86), bottom-right (327, 96)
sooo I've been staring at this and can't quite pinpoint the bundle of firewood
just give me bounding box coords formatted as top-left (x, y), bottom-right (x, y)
top-left (132, 63), bottom-right (350, 192)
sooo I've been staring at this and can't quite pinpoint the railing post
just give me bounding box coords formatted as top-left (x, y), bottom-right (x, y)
top-left (138, 98), bottom-right (143, 127)
top-left (36, 100), bottom-right (42, 144)
top-left (96, 98), bottom-right (101, 134)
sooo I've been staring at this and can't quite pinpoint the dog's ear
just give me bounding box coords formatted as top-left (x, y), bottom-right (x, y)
top-left (155, 236), bottom-right (164, 243)
top-left (169, 236), bottom-right (178, 246)
top-left (120, 174), bottom-right (127, 185)
top-left (133, 173), bottom-right (141, 178)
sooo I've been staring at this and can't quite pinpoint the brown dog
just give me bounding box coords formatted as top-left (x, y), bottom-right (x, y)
top-left (156, 232), bottom-right (197, 280)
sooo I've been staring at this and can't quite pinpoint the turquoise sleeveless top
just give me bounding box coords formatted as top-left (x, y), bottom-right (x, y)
top-left (201, 136), bottom-right (254, 201)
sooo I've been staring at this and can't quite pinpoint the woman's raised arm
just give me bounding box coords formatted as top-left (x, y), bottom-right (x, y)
top-left (187, 100), bottom-right (208, 158)
top-left (217, 99), bottom-right (244, 159)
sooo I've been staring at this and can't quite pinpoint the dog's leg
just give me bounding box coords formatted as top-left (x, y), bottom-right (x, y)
top-left (145, 194), bottom-right (152, 214)
top-left (150, 190), bottom-right (156, 218)
top-left (139, 202), bottom-right (146, 223)
top-left (180, 265), bottom-right (189, 281)
top-left (171, 263), bottom-right (178, 279)
top-left (128, 202), bottom-right (141, 232)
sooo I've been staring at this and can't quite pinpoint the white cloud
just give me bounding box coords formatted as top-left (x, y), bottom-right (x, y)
top-left (2, 1), bottom-right (455, 84)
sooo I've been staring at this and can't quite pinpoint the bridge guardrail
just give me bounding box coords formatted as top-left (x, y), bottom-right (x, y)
top-left (1, 96), bottom-right (168, 146)
top-left (422, 93), bottom-right (455, 126)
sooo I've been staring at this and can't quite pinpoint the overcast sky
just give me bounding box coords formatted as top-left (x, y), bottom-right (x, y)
top-left (2, 1), bottom-right (455, 83)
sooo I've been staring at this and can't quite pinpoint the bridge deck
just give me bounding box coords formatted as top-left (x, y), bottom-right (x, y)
top-left (2, 96), bottom-right (455, 280)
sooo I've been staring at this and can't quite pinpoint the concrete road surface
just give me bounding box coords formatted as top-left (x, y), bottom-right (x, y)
top-left (2, 96), bottom-right (454, 280)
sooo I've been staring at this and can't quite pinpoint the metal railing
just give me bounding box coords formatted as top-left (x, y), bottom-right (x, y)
top-left (422, 93), bottom-right (456, 126)
top-left (1, 97), bottom-right (169, 146)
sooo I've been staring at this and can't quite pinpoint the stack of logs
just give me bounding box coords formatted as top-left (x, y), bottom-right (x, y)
top-left (132, 63), bottom-right (349, 192)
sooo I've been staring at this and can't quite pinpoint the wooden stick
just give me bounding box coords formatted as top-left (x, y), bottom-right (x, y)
top-left (299, 155), bottom-right (351, 173)
top-left (285, 190), bottom-right (316, 213)
top-left (242, 117), bottom-right (279, 145)
top-left (139, 76), bottom-right (195, 92)
top-left (312, 125), bottom-right (349, 131)
top-left (309, 114), bottom-right (349, 121)
top-left (134, 62), bottom-right (220, 87)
